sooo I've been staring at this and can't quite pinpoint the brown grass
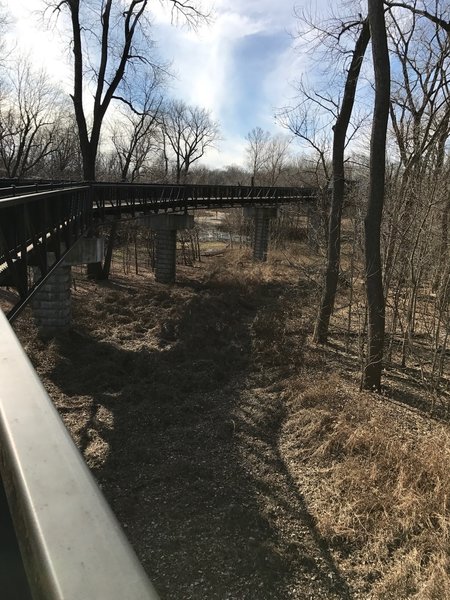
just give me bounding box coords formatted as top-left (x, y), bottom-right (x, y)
top-left (281, 374), bottom-right (450, 598)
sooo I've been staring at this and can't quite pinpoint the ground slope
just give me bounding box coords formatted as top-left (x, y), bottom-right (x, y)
top-left (10, 250), bottom-right (450, 599)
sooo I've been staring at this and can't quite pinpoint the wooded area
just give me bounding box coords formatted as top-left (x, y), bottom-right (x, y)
top-left (2, 1), bottom-right (450, 407)
top-left (3, 2), bottom-right (450, 597)
top-left (0, 0), bottom-right (450, 391)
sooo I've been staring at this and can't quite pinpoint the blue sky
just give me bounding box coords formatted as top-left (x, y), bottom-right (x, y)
top-left (3, 0), bottom-right (328, 168)
top-left (226, 32), bottom-right (292, 135)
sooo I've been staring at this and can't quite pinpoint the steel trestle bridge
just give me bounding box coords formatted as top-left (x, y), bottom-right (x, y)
top-left (0, 181), bottom-right (316, 318)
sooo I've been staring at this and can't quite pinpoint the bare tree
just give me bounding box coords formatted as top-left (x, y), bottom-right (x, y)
top-left (0, 59), bottom-right (61, 178)
top-left (277, 92), bottom-right (335, 247)
top-left (379, 4), bottom-right (450, 378)
top-left (161, 100), bottom-right (220, 183)
top-left (363, 0), bottom-right (391, 391)
top-left (264, 135), bottom-right (292, 186)
top-left (277, 89), bottom-right (333, 189)
top-left (245, 128), bottom-right (292, 186)
top-left (44, 110), bottom-right (82, 179)
top-left (245, 127), bottom-right (270, 186)
top-left (279, 7), bottom-right (374, 342)
top-left (44, 0), bottom-right (207, 180)
top-left (110, 73), bottom-right (164, 182)
top-left (386, 0), bottom-right (450, 35)
top-left (313, 17), bottom-right (370, 343)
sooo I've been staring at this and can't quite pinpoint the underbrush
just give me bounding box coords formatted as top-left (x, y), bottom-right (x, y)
top-left (281, 375), bottom-right (450, 599)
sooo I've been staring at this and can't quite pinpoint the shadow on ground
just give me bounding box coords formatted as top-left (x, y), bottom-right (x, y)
top-left (31, 266), bottom-right (351, 599)
top-left (324, 337), bottom-right (450, 423)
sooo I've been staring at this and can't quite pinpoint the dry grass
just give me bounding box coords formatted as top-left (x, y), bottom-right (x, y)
top-left (281, 374), bottom-right (450, 598)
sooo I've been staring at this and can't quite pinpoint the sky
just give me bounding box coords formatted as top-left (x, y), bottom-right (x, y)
top-left (2, 0), bottom-right (326, 169)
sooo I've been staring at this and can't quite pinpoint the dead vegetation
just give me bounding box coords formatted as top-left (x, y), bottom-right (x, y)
top-left (281, 373), bottom-right (450, 598)
top-left (7, 227), bottom-right (450, 599)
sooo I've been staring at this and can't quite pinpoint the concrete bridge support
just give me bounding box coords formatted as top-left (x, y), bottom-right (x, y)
top-left (31, 238), bottom-right (104, 336)
top-left (32, 259), bottom-right (72, 334)
top-left (244, 206), bottom-right (278, 262)
top-left (145, 213), bottom-right (194, 283)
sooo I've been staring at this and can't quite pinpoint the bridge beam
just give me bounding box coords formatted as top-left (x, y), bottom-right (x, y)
top-left (244, 206), bottom-right (278, 262)
top-left (145, 213), bottom-right (194, 284)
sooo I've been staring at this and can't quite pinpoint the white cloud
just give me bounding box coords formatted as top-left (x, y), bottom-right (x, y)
top-left (202, 131), bottom-right (250, 169)
top-left (4, 0), bottom-right (72, 90)
top-left (156, 8), bottom-right (267, 114)
top-left (262, 39), bottom-right (309, 121)
top-left (3, 0), bottom-right (329, 168)
top-left (151, 0), bottom-right (315, 165)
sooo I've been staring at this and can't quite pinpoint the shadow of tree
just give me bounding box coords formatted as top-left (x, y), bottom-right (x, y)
top-left (325, 337), bottom-right (450, 423)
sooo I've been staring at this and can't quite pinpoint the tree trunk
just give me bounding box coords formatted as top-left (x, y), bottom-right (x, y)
top-left (77, 130), bottom-right (96, 181)
top-left (100, 220), bottom-right (119, 280)
top-left (314, 19), bottom-right (370, 343)
top-left (363, 0), bottom-right (390, 391)
top-left (82, 152), bottom-right (96, 181)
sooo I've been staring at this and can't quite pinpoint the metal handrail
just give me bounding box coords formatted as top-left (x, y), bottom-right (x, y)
top-left (0, 185), bottom-right (90, 207)
top-left (90, 182), bottom-right (316, 215)
top-left (0, 310), bottom-right (159, 600)
top-left (0, 181), bottom-right (316, 208)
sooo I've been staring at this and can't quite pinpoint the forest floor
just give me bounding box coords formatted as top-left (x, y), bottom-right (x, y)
top-left (6, 243), bottom-right (450, 600)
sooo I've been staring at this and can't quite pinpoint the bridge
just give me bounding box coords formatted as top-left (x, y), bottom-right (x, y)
top-left (0, 181), bottom-right (316, 320)
top-left (0, 180), bottom-right (316, 599)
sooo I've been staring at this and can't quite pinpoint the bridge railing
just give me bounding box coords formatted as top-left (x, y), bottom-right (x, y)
top-left (0, 186), bottom-right (92, 310)
top-left (91, 182), bottom-right (316, 216)
top-left (0, 181), bottom-right (316, 317)
top-left (0, 310), bottom-right (159, 600)
top-left (0, 181), bottom-right (80, 198)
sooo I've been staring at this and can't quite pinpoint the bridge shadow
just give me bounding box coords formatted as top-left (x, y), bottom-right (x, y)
top-left (44, 269), bottom-right (350, 599)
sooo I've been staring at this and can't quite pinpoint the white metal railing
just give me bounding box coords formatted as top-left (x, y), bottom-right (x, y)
top-left (0, 310), bottom-right (159, 600)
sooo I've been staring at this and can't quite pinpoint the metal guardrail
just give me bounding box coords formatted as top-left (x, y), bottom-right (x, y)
top-left (0, 310), bottom-right (159, 599)
top-left (0, 184), bottom-right (90, 207)
top-left (91, 182), bottom-right (316, 217)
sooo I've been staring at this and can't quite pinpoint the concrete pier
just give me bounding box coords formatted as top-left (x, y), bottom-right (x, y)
top-left (244, 206), bottom-right (278, 262)
top-left (32, 261), bottom-right (72, 334)
top-left (31, 238), bottom-right (104, 335)
top-left (145, 213), bottom-right (194, 283)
